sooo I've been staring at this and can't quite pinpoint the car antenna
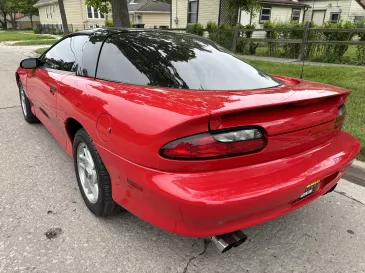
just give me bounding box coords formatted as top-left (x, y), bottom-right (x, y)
top-left (300, 22), bottom-right (311, 79)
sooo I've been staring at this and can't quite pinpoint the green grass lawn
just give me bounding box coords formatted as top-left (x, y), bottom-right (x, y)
top-left (246, 60), bottom-right (365, 161)
top-left (34, 47), bottom-right (49, 55)
top-left (0, 31), bottom-right (55, 42)
top-left (12, 39), bottom-right (57, 46)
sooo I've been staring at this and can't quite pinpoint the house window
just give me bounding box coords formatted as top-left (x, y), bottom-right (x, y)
top-left (87, 6), bottom-right (104, 19)
top-left (87, 6), bottom-right (93, 18)
top-left (291, 9), bottom-right (301, 21)
top-left (188, 0), bottom-right (198, 23)
top-left (260, 7), bottom-right (271, 23)
top-left (330, 12), bottom-right (341, 23)
top-left (354, 16), bottom-right (364, 22)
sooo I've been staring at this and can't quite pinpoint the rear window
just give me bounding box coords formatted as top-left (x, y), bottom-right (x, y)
top-left (96, 31), bottom-right (281, 90)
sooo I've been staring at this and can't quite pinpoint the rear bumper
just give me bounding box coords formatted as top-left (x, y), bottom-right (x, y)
top-left (96, 131), bottom-right (360, 237)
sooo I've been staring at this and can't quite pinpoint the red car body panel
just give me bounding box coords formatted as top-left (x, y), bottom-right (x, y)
top-left (16, 56), bottom-right (360, 237)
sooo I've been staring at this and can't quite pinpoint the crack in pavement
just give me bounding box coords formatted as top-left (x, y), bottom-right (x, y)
top-left (182, 239), bottom-right (211, 273)
top-left (334, 190), bottom-right (365, 206)
top-left (0, 105), bottom-right (20, 110)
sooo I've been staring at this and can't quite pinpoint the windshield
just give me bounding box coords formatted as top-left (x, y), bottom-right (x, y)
top-left (96, 31), bottom-right (281, 91)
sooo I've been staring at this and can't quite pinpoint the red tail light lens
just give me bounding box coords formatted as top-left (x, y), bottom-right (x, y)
top-left (160, 127), bottom-right (266, 160)
top-left (335, 104), bottom-right (346, 129)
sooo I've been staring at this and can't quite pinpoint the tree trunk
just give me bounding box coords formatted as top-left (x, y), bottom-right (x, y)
top-left (111, 0), bottom-right (130, 28)
top-left (30, 15), bottom-right (33, 28)
top-left (0, 11), bottom-right (7, 29)
top-left (9, 12), bottom-right (17, 29)
top-left (58, 0), bottom-right (69, 34)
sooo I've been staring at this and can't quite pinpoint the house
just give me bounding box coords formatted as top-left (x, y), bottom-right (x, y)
top-left (171, 0), bottom-right (365, 28)
top-left (301, 0), bottom-right (365, 25)
top-left (129, 0), bottom-right (170, 28)
top-left (34, 0), bottom-right (171, 29)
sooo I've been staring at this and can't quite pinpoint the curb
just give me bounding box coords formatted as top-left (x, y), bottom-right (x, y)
top-left (343, 159), bottom-right (365, 187)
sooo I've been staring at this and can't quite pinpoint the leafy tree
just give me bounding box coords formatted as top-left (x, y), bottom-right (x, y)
top-left (20, 0), bottom-right (39, 28)
top-left (227, 0), bottom-right (260, 14)
top-left (0, 0), bottom-right (39, 29)
top-left (86, 0), bottom-right (130, 28)
top-left (0, 0), bottom-right (8, 29)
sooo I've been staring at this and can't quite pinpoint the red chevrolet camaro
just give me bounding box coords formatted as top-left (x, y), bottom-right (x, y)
top-left (17, 28), bottom-right (360, 251)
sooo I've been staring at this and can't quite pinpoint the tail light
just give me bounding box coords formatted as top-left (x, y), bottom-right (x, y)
top-left (335, 104), bottom-right (346, 129)
top-left (159, 127), bottom-right (266, 160)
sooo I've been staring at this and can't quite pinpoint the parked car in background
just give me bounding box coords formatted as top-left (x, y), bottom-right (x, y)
top-left (16, 28), bottom-right (360, 253)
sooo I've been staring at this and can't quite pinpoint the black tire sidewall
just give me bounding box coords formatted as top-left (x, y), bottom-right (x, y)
top-left (73, 129), bottom-right (112, 216)
top-left (18, 80), bottom-right (38, 123)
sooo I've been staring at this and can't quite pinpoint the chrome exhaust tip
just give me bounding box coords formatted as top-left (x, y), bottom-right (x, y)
top-left (210, 230), bottom-right (247, 253)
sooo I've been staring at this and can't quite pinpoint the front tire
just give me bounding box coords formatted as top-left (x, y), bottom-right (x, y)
top-left (73, 128), bottom-right (116, 217)
top-left (18, 79), bottom-right (39, 123)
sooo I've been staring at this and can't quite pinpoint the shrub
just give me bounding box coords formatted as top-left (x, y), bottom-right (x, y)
top-left (206, 21), bottom-right (218, 33)
top-left (186, 23), bottom-right (204, 36)
top-left (355, 20), bottom-right (365, 64)
top-left (33, 27), bottom-right (41, 34)
top-left (105, 19), bottom-right (114, 27)
top-left (74, 28), bottom-right (80, 32)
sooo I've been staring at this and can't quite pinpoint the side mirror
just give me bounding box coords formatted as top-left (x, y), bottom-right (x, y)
top-left (20, 58), bottom-right (39, 69)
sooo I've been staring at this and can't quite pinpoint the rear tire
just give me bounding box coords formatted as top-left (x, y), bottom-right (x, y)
top-left (18, 79), bottom-right (39, 123)
top-left (73, 128), bottom-right (116, 217)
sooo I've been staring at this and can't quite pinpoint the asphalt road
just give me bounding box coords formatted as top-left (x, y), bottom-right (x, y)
top-left (0, 44), bottom-right (365, 273)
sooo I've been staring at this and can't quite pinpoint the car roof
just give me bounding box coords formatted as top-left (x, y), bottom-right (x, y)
top-left (73, 27), bottom-right (168, 36)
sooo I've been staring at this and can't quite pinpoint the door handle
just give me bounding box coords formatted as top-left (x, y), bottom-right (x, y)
top-left (50, 86), bottom-right (57, 93)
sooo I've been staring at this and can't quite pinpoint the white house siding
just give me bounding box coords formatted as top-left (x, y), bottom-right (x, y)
top-left (172, 0), bottom-right (220, 28)
top-left (198, 0), bottom-right (220, 26)
top-left (172, 0), bottom-right (188, 27)
top-left (135, 12), bottom-right (170, 28)
top-left (240, 6), bottom-right (305, 38)
top-left (301, 0), bottom-right (365, 23)
top-left (38, 0), bottom-right (107, 29)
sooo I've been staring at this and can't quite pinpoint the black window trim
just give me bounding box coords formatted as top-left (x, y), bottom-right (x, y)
top-left (259, 6), bottom-right (271, 24)
top-left (38, 33), bottom-right (91, 75)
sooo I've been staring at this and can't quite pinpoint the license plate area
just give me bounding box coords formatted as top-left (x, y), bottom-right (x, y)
top-left (300, 180), bottom-right (321, 199)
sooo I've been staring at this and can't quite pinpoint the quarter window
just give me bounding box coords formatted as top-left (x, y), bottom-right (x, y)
top-left (330, 12), bottom-right (341, 23)
top-left (260, 7), bottom-right (271, 23)
top-left (40, 35), bottom-right (89, 73)
top-left (188, 0), bottom-right (198, 23)
top-left (291, 9), bottom-right (301, 21)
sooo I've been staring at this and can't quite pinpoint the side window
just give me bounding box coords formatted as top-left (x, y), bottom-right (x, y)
top-left (96, 34), bottom-right (149, 85)
top-left (41, 35), bottom-right (88, 73)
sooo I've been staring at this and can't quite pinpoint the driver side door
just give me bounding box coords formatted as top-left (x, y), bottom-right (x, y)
top-left (26, 37), bottom-right (77, 148)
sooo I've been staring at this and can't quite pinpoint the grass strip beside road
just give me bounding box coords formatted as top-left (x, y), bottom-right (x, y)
top-left (0, 31), bottom-right (55, 42)
top-left (12, 39), bottom-right (57, 46)
top-left (246, 59), bottom-right (365, 161)
top-left (34, 47), bottom-right (49, 55)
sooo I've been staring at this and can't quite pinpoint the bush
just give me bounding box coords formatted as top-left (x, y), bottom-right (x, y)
top-left (355, 20), bottom-right (365, 64)
top-left (206, 21), bottom-right (218, 33)
top-left (105, 19), bottom-right (114, 27)
top-left (33, 27), bottom-right (41, 34)
top-left (186, 23), bottom-right (204, 36)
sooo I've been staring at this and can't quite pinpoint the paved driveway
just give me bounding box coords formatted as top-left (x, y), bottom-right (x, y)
top-left (0, 45), bottom-right (364, 273)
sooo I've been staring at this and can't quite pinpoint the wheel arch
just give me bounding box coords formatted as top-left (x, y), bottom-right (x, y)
top-left (66, 117), bottom-right (84, 143)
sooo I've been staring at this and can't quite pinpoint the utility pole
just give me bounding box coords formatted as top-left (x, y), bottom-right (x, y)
top-left (58, 0), bottom-right (69, 34)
